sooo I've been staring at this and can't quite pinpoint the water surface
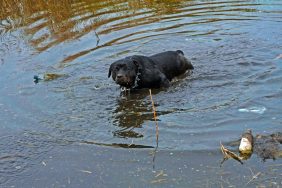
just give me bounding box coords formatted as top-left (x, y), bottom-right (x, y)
top-left (1, 0), bottom-right (282, 187)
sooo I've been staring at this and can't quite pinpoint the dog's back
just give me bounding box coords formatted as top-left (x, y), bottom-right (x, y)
top-left (149, 50), bottom-right (194, 81)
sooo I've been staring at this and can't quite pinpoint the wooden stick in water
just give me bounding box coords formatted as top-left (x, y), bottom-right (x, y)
top-left (149, 89), bottom-right (159, 169)
top-left (149, 89), bottom-right (159, 148)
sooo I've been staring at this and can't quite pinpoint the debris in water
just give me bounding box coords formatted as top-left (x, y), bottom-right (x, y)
top-left (220, 143), bottom-right (243, 166)
top-left (33, 75), bottom-right (43, 83)
top-left (42, 161), bottom-right (47, 166)
top-left (221, 130), bottom-right (282, 165)
top-left (274, 54), bottom-right (282, 60)
top-left (238, 106), bottom-right (266, 114)
top-left (245, 171), bottom-right (261, 186)
top-left (239, 129), bottom-right (253, 155)
top-left (221, 130), bottom-right (254, 165)
top-left (151, 178), bottom-right (167, 184)
top-left (79, 170), bottom-right (92, 174)
top-left (34, 73), bottom-right (67, 83)
top-left (43, 73), bottom-right (66, 81)
top-left (155, 170), bottom-right (167, 178)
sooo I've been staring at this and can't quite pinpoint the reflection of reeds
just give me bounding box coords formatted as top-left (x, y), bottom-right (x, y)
top-left (0, 0), bottom-right (182, 52)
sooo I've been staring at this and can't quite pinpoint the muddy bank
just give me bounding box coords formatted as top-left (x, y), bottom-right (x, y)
top-left (3, 144), bottom-right (281, 188)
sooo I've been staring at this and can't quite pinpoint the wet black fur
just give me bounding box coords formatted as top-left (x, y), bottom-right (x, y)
top-left (108, 50), bottom-right (194, 89)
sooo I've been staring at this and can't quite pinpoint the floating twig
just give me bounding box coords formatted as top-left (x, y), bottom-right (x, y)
top-left (94, 31), bottom-right (100, 46)
top-left (245, 172), bottom-right (261, 186)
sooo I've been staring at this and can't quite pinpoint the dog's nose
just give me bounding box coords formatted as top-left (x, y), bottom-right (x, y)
top-left (117, 74), bottom-right (123, 79)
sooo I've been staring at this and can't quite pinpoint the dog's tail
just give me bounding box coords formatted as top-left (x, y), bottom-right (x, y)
top-left (176, 50), bottom-right (184, 55)
top-left (185, 58), bottom-right (194, 70)
top-left (177, 50), bottom-right (194, 70)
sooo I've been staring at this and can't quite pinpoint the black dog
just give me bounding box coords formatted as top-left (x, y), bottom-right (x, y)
top-left (108, 50), bottom-right (194, 89)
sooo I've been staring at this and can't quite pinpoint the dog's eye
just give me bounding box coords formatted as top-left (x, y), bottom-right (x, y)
top-left (115, 67), bottom-right (119, 71)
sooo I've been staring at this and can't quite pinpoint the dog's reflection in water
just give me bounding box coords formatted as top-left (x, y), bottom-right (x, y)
top-left (112, 89), bottom-right (150, 138)
top-left (112, 89), bottom-right (164, 139)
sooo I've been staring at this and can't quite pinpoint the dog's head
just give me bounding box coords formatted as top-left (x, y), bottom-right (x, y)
top-left (108, 57), bottom-right (140, 88)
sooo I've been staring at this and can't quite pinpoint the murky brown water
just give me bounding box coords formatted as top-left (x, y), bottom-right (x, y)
top-left (1, 0), bottom-right (282, 187)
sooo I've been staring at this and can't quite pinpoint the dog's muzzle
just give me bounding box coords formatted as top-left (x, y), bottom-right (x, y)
top-left (115, 74), bottom-right (133, 87)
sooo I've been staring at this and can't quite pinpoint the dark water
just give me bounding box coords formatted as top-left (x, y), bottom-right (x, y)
top-left (1, 0), bottom-right (282, 187)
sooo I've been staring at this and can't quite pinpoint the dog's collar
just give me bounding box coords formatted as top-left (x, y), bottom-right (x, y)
top-left (130, 56), bottom-right (141, 89)
top-left (120, 67), bottom-right (141, 92)
top-left (132, 67), bottom-right (141, 89)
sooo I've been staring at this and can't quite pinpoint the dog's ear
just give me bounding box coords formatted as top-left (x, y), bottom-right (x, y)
top-left (108, 65), bottom-right (112, 78)
top-left (131, 56), bottom-right (140, 67)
